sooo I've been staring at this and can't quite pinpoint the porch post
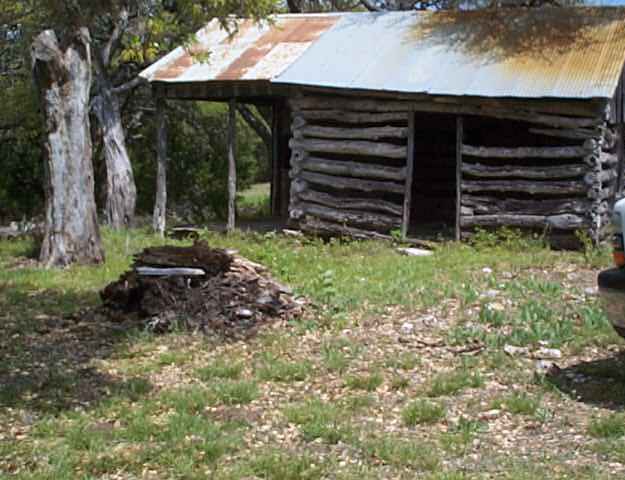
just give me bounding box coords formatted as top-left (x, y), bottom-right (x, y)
top-left (227, 98), bottom-right (237, 233)
top-left (455, 116), bottom-right (464, 241)
top-left (153, 96), bottom-right (168, 237)
top-left (401, 112), bottom-right (415, 239)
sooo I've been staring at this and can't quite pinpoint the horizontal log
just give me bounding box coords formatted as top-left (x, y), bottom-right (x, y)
top-left (294, 124), bottom-right (408, 140)
top-left (462, 179), bottom-right (586, 195)
top-left (299, 170), bottom-right (405, 194)
top-left (462, 144), bottom-right (591, 159)
top-left (584, 169), bottom-right (617, 186)
top-left (290, 96), bottom-right (603, 127)
top-left (300, 217), bottom-right (393, 239)
top-left (461, 162), bottom-right (587, 180)
top-left (294, 202), bottom-right (401, 230)
top-left (599, 152), bottom-right (618, 166)
top-left (461, 214), bottom-right (588, 230)
top-left (298, 189), bottom-right (404, 217)
top-left (292, 154), bottom-right (406, 182)
top-left (290, 138), bottom-right (407, 159)
top-left (294, 111), bottom-right (409, 125)
top-left (528, 127), bottom-right (602, 140)
top-left (461, 195), bottom-right (591, 215)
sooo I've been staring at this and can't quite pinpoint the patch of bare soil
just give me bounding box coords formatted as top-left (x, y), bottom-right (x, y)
top-left (99, 241), bottom-right (304, 338)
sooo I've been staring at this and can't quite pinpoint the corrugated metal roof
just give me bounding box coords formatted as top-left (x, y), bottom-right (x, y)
top-left (140, 7), bottom-right (625, 99)
top-left (139, 15), bottom-right (340, 83)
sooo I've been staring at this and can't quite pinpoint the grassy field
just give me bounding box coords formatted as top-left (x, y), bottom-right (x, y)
top-left (1, 228), bottom-right (625, 479)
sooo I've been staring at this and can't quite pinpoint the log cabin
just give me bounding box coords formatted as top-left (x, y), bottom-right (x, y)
top-left (139, 7), bottom-right (625, 246)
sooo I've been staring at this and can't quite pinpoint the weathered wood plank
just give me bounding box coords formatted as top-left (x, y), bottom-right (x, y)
top-left (298, 189), bottom-right (403, 217)
top-left (462, 179), bottom-right (586, 195)
top-left (292, 154), bottom-right (406, 181)
top-left (455, 116), bottom-right (463, 241)
top-left (294, 111), bottom-right (409, 125)
top-left (462, 162), bottom-right (587, 179)
top-left (299, 170), bottom-right (405, 194)
top-left (294, 125), bottom-right (408, 140)
top-left (294, 202), bottom-right (400, 230)
top-left (290, 138), bottom-right (407, 159)
top-left (461, 195), bottom-right (591, 215)
top-left (462, 144), bottom-right (591, 159)
top-left (290, 95), bottom-right (604, 124)
top-left (528, 127), bottom-right (602, 140)
top-left (461, 214), bottom-right (588, 230)
top-left (402, 113), bottom-right (415, 239)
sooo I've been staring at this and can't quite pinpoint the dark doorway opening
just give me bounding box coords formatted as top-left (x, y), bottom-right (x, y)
top-left (409, 112), bottom-right (457, 238)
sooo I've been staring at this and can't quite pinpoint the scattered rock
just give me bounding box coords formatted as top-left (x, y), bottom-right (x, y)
top-left (534, 347), bottom-right (563, 360)
top-left (480, 289), bottom-right (500, 299)
top-left (397, 247), bottom-right (433, 257)
top-left (480, 409), bottom-right (501, 421)
top-left (504, 344), bottom-right (529, 356)
top-left (535, 360), bottom-right (560, 375)
top-left (482, 267), bottom-right (493, 274)
top-left (399, 322), bottom-right (415, 335)
top-left (584, 286), bottom-right (598, 297)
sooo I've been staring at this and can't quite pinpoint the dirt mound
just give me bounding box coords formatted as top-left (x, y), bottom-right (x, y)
top-left (100, 241), bottom-right (304, 337)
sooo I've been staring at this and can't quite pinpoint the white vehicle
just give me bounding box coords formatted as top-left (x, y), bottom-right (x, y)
top-left (598, 198), bottom-right (625, 338)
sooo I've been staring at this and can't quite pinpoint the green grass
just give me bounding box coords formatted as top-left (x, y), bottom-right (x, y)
top-left (589, 413), bottom-right (625, 439)
top-left (284, 399), bottom-right (354, 444)
top-left (424, 367), bottom-right (484, 397)
top-left (491, 392), bottom-right (542, 416)
top-left (402, 399), bottom-right (446, 426)
top-left (1, 227), bottom-right (621, 479)
top-left (345, 372), bottom-right (384, 392)
top-left (256, 354), bottom-right (312, 382)
top-left (362, 436), bottom-right (440, 471)
top-left (196, 358), bottom-right (245, 381)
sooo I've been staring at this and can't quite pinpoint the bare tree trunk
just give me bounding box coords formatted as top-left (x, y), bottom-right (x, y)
top-left (92, 82), bottom-right (137, 229)
top-left (153, 97), bottom-right (168, 237)
top-left (32, 28), bottom-right (104, 267)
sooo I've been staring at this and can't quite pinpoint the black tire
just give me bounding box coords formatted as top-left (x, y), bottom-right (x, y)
top-left (613, 325), bottom-right (625, 339)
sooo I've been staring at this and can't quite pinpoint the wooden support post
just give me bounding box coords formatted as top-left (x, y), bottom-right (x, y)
top-left (271, 102), bottom-right (279, 216)
top-left (401, 112), bottom-right (415, 239)
top-left (227, 98), bottom-right (237, 233)
top-left (153, 97), bottom-right (168, 237)
top-left (617, 123), bottom-right (624, 198)
top-left (456, 116), bottom-right (463, 241)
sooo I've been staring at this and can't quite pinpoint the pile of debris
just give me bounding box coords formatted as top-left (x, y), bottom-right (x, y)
top-left (100, 241), bottom-right (304, 337)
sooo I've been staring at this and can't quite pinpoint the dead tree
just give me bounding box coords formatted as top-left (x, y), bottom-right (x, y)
top-left (32, 28), bottom-right (104, 267)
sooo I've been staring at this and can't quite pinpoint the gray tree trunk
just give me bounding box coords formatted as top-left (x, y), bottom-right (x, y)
top-left (32, 28), bottom-right (104, 267)
top-left (92, 82), bottom-right (137, 229)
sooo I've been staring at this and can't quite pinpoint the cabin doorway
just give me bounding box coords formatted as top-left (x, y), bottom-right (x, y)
top-left (408, 112), bottom-right (458, 239)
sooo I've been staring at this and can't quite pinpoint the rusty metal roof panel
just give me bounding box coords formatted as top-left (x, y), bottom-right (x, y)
top-left (141, 7), bottom-right (625, 100)
top-left (139, 15), bottom-right (340, 83)
top-left (275, 7), bottom-right (625, 99)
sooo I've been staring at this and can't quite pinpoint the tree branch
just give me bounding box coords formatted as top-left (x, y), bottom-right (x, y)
top-left (112, 75), bottom-right (144, 94)
top-left (360, 0), bottom-right (384, 11)
top-left (101, 7), bottom-right (129, 68)
top-left (236, 104), bottom-right (271, 146)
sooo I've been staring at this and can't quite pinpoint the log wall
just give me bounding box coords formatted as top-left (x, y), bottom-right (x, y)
top-left (459, 116), bottom-right (617, 245)
top-left (288, 96), bottom-right (409, 237)
top-left (287, 92), bottom-right (620, 246)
